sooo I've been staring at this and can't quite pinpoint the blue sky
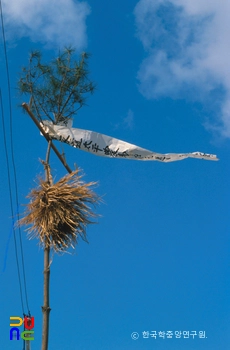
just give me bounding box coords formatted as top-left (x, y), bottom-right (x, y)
top-left (0, 1), bottom-right (229, 349)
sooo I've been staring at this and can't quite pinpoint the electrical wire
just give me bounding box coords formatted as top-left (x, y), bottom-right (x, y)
top-left (0, 0), bottom-right (30, 314)
top-left (0, 89), bottom-right (25, 314)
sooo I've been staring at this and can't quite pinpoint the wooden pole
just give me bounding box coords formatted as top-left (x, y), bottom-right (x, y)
top-left (25, 341), bottom-right (30, 350)
top-left (22, 104), bottom-right (73, 349)
top-left (25, 332), bottom-right (31, 350)
top-left (41, 140), bottom-right (52, 350)
top-left (42, 245), bottom-right (50, 350)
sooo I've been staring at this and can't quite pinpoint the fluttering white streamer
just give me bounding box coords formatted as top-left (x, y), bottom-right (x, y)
top-left (41, 120), bottom-right (218, 162)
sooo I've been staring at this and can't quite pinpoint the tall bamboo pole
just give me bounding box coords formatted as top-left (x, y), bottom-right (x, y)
top-left (41, 245), bottom-right (50, 350)
top-left (41, 140), bottom-right (52, 350)
top-left (22, 104), bottom-right (72, 350)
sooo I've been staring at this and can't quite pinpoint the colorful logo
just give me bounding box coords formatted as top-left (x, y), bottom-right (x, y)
top-left (10, 316), bottom-right (34, 341)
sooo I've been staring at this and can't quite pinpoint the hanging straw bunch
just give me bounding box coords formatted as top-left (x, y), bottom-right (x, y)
top-left (19, 169), bottom-right (99, 252)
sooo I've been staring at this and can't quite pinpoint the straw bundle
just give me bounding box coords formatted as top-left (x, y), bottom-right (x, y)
top-left (19, 169), bottom-right (99, 252)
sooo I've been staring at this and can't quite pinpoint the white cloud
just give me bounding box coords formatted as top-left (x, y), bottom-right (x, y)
top-left (134, 0), bottom-right (230, 138)
top-left (123, 109), bottom-right (134, 129)
top-left (113, 109), bottom-right (134, 130)
top-left (2, 0), bottom-right (90, 49)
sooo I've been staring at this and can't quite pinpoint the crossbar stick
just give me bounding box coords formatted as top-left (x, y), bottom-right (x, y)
top-left (22, 103), bottom-right (72, 174)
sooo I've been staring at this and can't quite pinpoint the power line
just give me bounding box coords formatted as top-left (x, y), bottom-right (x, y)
top-left (0, 0), bottom-right (30, 314)
top-left (0, 89), bottom-right (25, 314)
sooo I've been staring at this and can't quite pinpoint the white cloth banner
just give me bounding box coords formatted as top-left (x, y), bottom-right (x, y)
top-left (41, 120), bottom-right (218, 162)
